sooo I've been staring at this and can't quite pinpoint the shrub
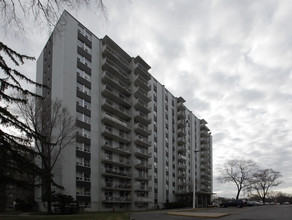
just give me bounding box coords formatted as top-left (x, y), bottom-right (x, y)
top-left (51, 193), bottom-right (79, 214)
top-left (164, 201), bottom-right (187, 209)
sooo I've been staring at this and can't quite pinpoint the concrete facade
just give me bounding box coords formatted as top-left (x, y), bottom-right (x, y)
top-left (36, 11), bottom-right (213, 211)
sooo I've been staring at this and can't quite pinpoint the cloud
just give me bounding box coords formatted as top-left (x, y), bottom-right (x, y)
top-left (2, 0), bottom-right (292, 198)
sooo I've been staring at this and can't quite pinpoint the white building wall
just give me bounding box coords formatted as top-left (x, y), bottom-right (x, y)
top-left (36, 10), bottom-right (212, 211)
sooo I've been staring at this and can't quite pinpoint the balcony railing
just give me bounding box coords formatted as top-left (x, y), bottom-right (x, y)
top-left (134, 123), bottom-right (151, 136)
top-left (134, 111), bottom-right (151, 124)
top-left (102, 71), bottom-right (131, 96)
top-left (102, 196), bottom-right (131, 203)
top-left (177, 154), bottom-right (187, 161)
top-left (76, 176), bottom-right (91, 182)
top-left (134, 147), bottom-right (152, 158)
top-left (102, 140), bottom-right (130, 155)
top-left (134, 74), bottom-right (151, 91)
top-left (102, 126), bottom-right (131, 143)
top-left (134, 185), bottom-right (152, 191)
top-left (102, 112), bottom-right (130, 132)
top-left (134, 172), bottom-right (151, 180)
top-left (102, 85), bottom-right (132, 107)
top-left (102, 182), bottom-right (131, 190)
top-left (135, 160), bottom-right (151, 169)
top-left (134, 62), bottom-right (151, 80)
top-left (102, 154), bottom-right (131, 166)
top-left (102, 99), bottom-right (131, 120)
top-left (177, 163), bottom-right (187, 169)
top-left (102, 58), bottom-right (130, 83)
top-left (102, 44), bottom-right (130, 71)
top-left (76, 161), bottom-right (90, 168)
top-left (134, 99), bottom-right (151, 114)
top-left (76, 192), bottom-right (91, 196)
top-left (135, 135), bottom-right (151, 147)
top-left (102, 168), bottom-right (131, 178)
top-left (134, 196), bottom-right (152, 203)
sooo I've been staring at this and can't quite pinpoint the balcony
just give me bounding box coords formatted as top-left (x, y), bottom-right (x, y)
top-left (200, 153), bottom-right (210, 160)
top-left (177, 128), bottom-right (186, 137)
top-left (101, 168), bottom-right (131, 179)
top-left (177, 137), bottom-right (186, 145)
top-left (177, 119), bottom-right (186, 128)
top-left (134, 99), bottom-right (151, 114)
top-left (177, 102), bottom-right (186, 111)
top-left (101, 99), bottom-right (131, 121)
top-left (102, 154), bottom-right (131, 167)
top-left (175, 189), bottom-right (189, 195)
top-left (200, 130), bottom-right (210, 137)
top-left (201, 160), bottom-right (210, 166)
top-left (102, 140), bottom-right (131, 156)
top-left (102, 58), bottom-right (130, 85)
top-left (134, 196), bottom-right (152, 203)
top-left (102, 196), bottom-right (131, 203)
top-left (134, 147), bottom-right (152, 158)
top-left (134, 87), bottom-right (151, 103)
top-left (76, 161), bottom-right (90, 168)
top-left (134, 172), bottom-right (152, 181)
top-left (177, 163), bottom-right (187, 170)
top-left (134, 185), bottom-right (152, 192)
top-left (134, 62), bottom-right (151, 81)
top-left (102, 71), bottom-right (131, 96)
top-left (102, 44), bottom-right (131, 73)
top-left (102, 182), bottom-right (131, 191)
top-left (177, 145), bottom-right (186, 153)
top-left (134, 74), bottom-right (151, 91)
top-left (177, 111), bottom-right (186, 120)
top-left (102, 126), bottom-right (131, 144)
top-left (200, 165), bottom-right (210, 172)
top-left (134, 160), bottom-right (151, 169)
top-left (76, 191), bottom-right (91, 197)
top-left (200, 137), bottom-right (210, 144)
top-left (177, 154), bottom-right (187, 162)
top-left (200, 122), bottom-right (210, 132)
top-left (76, 176), bottom-right (91, 182)
top-left (134, 123), bottom-right (151, 136)
top-left (134, 135), bottom-right (151, 148)
top-left (177, 181), bottom-right (188, 187)
top-left (76, 144), bottom-right (90, 153)
top-left (102, 84), bottom-right (131, 109)
top-left (177, 172), bottom-right (187, 178)
top-left (102, 112), bottom-right (130, 132)
top-left (134, 111), bottom-right (151, 125)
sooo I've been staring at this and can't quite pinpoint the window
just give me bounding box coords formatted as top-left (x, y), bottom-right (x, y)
top-left (77, 68), bottom-right (91, 81)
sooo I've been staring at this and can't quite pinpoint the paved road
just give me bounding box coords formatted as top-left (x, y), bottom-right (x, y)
top-left (131, 205), bottom-right (292, 220)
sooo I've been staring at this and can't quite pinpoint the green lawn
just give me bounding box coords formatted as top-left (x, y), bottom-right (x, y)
top-left (0, 211), bottom-right (129, 220)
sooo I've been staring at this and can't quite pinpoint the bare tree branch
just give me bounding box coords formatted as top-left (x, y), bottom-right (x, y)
top-left (217, 159), bottom-right (258, 199)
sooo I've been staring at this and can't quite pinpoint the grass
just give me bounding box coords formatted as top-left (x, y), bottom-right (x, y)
top-left (0, 211), bottom-right (129, 220)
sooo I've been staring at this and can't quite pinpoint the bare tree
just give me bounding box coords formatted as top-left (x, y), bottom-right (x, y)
top-left (17, 97), bottom-right (76, 214)
top-left (249, 169), bottom-right (282, 204)
top-left (0, 0), bottom-right (106, 33)
top-left (218, 159), bottom-right (258, 199)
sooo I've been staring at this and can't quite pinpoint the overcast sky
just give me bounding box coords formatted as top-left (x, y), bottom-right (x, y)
top-left (2, 0), bottom-right (292, 198)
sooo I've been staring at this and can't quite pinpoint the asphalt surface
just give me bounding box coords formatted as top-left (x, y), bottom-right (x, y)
top-left (130, 204), bottom-right (292, 220)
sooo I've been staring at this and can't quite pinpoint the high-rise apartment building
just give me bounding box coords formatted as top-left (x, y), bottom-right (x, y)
top-left (35, 11), bottom-right (212, 211)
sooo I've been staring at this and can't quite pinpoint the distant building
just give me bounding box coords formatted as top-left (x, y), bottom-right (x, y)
top-left (35, 10), bottom-right (212, 211)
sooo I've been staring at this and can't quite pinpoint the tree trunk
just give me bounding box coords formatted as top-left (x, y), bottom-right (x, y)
top-left (236, 189), bottom-right (241, 199)
top-left (45, 173), bottom-right (52, 214)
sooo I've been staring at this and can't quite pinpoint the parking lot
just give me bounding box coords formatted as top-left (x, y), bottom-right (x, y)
top-left (130, 204), bottom-right (292, 220)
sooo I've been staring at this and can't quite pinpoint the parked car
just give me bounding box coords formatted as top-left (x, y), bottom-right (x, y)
top-left (246, 201), bottom-right (260, 206)
top-left (220, 200), bottom-right (244, 208)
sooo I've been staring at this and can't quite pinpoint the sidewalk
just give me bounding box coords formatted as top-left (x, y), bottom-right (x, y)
top-left (166, 209), bottom-right (230, 218)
